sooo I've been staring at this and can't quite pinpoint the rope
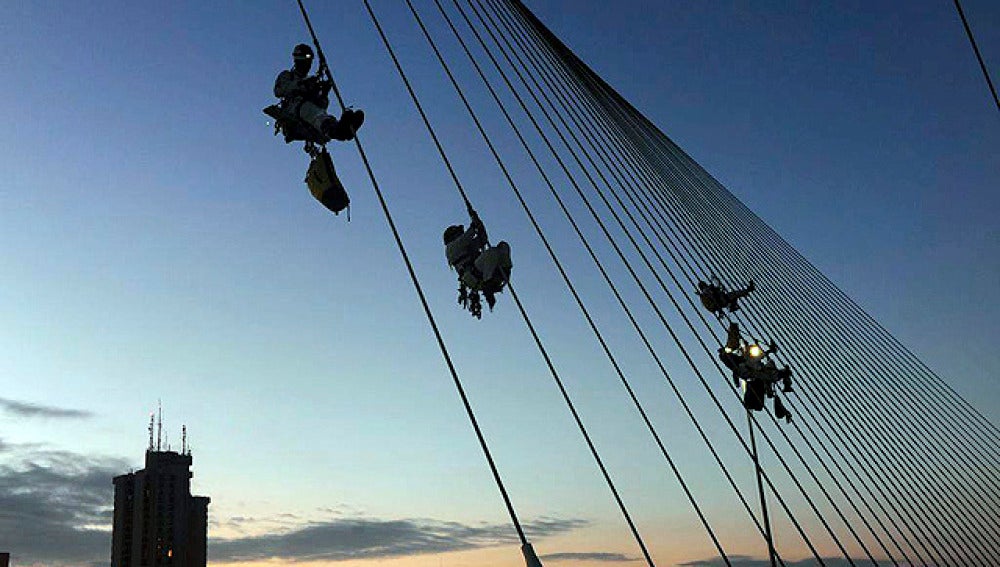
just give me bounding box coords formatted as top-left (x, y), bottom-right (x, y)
top-left (473, 1), bottom-right (861, 562)
top-left (292, 0), bottom-right (529, 547)
top-left (361, 1), bottom-right (658, 563)
top-left (504, 2), bottom-right (1000, 564)
top-left (564, 32), bottom-right (1000, 564)
top-left (491, 5), bottom-right (919, 564)
top-left (952, 0), bottom-right (1000, 111)
top-left (319, 0), bottom-right (1000, 562)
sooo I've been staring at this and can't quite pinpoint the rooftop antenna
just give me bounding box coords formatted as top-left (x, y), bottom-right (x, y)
top-left (148, 413), bottom-right (155, 451)
top-left (182, 425), bottom-right (187, 455)
top-left (157, 400), bottom-right (163, 452)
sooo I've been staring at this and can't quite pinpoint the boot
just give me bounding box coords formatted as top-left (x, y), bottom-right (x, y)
top-left (321, 116), bottom-right (348, 141)
top-left (330, 108), bottom-right (365, 141)
top-left (774, 397), bottom-right (791, 422)
top-left (345, 108), bottom-right (365, 132)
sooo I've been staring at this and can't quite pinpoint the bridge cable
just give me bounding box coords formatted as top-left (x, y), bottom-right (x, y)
top-left (604, 70), bottom-right (1000, 460)
top-left (292, 0), bottom-right (531, 550)
top-left (485, 2), bottom-right (887, 563)
top-left (572, 48), bottom-right (992, 564)
top-left (466, 0), bottom-right (861, 562)
top-left (508, 5), bottom-right (992, 564)
top-left (580, 73), bottom-right (968, 564)
top-left (516, 1), bottom-right (1000, 560)
top-left (588, 60), bottom-right (1000, 556)
top-left (404, 0), bottom-right (762, 563)
top-left (494, 4), bottom-right (920, 563)
top-left (952, 0), bottom-right (1000, 111)
top-left (361, 1), bottom-right (659, 564)
top-left (510, 15), bottom-right (921, 563)
top-left (450, 2), bottom-right (824, 561)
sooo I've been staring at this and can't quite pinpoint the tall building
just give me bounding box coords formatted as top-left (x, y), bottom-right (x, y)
top-left (112, 417), bottom-right (209, 567)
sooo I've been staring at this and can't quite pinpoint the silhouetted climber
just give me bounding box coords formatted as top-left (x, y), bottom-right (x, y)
top-left (268, 43), bottom-right (364, 144)
top-left (444, 211), bottom-right (512, 318)
top-left (697, 276), bottom-right (755, 317)
top-left (718, 323), bottom-right (793, 422)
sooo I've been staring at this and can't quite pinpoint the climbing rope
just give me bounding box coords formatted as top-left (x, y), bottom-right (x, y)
top-left (362, 0), bottom-right (660, 563)
top-left (292, 0), bottom-right (531, 550)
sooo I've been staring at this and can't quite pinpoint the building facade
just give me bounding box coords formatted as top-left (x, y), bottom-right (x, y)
top-left (111, 449), bottom-right (209, 567)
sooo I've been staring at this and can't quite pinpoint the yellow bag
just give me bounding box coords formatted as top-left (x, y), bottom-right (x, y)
top-left (305, 149), bottom-right (350, 215)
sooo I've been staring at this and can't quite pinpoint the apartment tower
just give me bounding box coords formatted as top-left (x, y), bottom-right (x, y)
top-left (111, 415), bottom-right (209, 567)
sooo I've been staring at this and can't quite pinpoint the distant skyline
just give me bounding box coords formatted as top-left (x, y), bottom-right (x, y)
top-left (1, 1), bottom-right (997, 566)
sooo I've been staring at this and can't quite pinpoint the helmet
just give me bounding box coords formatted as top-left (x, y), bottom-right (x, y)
top-left (293, 43), bottom-right (314, 61)
top-left (443, 225), bottom-right (464, 244)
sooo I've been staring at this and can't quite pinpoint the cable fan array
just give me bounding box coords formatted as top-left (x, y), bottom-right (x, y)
top-left (299, 0), bottom-right (1000, 565)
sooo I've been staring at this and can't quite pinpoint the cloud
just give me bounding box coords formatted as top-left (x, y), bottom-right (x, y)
top-left (0, 447), bottom-right (125, 566)
top-left (541, 552), bottom-right (639, 562)
top-left (0, 397), bottom-right (94, 419)
top-left (211, 517), bottom-right (589, 563)
top-left (0, 439), bottom-right (587, 566)
top-left (680, 556), bottom-right (864, 567)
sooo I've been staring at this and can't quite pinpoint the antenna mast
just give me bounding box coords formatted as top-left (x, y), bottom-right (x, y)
top-left (182, 425), bottom-right (187, 455)
top-left (157, 400), bottom-right (163, 452)
top-left (148, 413), bottom-right (155, 451)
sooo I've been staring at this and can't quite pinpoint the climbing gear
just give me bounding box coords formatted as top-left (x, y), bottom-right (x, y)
top-left (264, 0), bottom-right (366, 218)
top-left (264, 103), bottom-right (330, 145)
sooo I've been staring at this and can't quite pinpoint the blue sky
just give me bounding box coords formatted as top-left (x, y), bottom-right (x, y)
top-left (1, 1), bottom-right (997, 566)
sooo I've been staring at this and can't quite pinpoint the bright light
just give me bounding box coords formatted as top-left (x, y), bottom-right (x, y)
top-left (748, 344), bottom-right (763, 358)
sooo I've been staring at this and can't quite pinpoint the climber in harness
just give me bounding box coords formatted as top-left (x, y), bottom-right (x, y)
top-left (741, 347), bottom-right (792, 422)
top-left (263, 42), bottom-right (365, 216)
top-left (717, 323), bottom-right (793, 422)
top-left (268, 43), bottom-right (365, 144)
top-left (444, 210), bottom-right (513, 319)
top-left (697, 276), bottom-right (755, 317)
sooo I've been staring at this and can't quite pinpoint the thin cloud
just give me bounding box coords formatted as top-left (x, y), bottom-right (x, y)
top-left (0, 397), bottom-right (94, 419)
top-left (541, 552), bottom-right (639, 562)
top-left (680, 556), bottom-right (864, 567)
top-left (211, 517), bottom-right (589, 563)
top-left (1, 440), bottom-right (588, 566)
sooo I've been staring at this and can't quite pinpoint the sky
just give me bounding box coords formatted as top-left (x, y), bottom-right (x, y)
top-left (0, 1), bottom-right (997, 566)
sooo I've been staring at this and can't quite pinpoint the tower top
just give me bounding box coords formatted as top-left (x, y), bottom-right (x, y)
top-left (145, 405), bottom-right (193, 457)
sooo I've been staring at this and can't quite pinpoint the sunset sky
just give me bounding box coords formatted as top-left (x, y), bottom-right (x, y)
top-left (1, 1), bottom-right (997, 566)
